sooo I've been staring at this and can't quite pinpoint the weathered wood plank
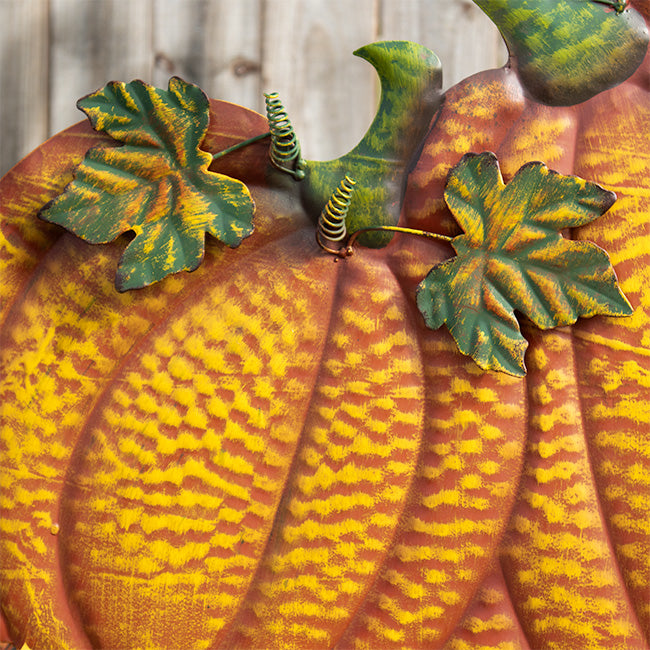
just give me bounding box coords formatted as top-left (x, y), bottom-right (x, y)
top-left (379, 0), bottom-right (506, 89)
top-left (0, 0), bottom-right (506, 178)
top-left (49, 0), bottom-right (154, 135)
top-left (153, 0), bottom-right (263, 111)
top-left (0, 0), bottom-right (49, 177)
top-left (261, 0), bottom-right (379, 161)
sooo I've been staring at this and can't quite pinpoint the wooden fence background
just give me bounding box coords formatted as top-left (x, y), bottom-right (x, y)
top-left (0, 0), bottom-right (506, 178)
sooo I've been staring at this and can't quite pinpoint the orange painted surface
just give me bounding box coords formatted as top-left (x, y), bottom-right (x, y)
top-left (403, 2), bottom-right (650, 645)
top-left (0, 21), bottom-right (649, 650)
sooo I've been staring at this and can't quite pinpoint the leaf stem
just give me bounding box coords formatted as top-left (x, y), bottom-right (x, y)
top-left (211, 132), bottom-right (271, 161)
top-left (346, 225), bottom-right (453, 252)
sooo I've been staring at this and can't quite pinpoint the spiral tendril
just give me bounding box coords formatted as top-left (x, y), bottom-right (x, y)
top-left (316, 175), bottom-right (356, 253)
top-left (264, 92), bottom-right (306, 180)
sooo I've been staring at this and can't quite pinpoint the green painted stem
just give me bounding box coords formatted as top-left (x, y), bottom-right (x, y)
top-left (346, 226), bottom-right (453, 253)
top-left (300, 41), bottom-right (443, 248)
top-left (211, 132), bottom-right (271, 161)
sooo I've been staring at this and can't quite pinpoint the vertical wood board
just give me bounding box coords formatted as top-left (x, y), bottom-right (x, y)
top-left (49, 0), bottom-right (154, 136)
top-left (379, 0), bottom-right (507, 89)
top-left (0, 0), bottom-right (49, 178)
top-left (0, 0), bottom-right (505, 176)
top-left (153, 0), bottom-right (263, 110)
top-left (261, 0), bottom-right (379, 161)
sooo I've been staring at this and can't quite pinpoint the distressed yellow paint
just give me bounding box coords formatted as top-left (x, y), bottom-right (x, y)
top-left (410, 516), bottom-right (499, 537)
top-left (283, 518), bottom-right (366, 544)
top-left (532, 402), bottom-right (581, 432)
top-left (591, 397), bottom-right (650, 424)
top-left (449, 642), bottom-right (518, 650)
top-left (364, 615), bottom-right (405, 642)
top-left (8, 85), bottom-right (648, 649)
top-left (574, 329), bottom-right (650, 358)
top-left (383, 569), bottom-right (426, 600)
top-left (297, 463), bottom-right (383, 495)
top-left (531, 460), bottom-right (581, 484)
top-left (535, 434), bottom-right (582, 458)
top-left (463, 614), bottom-right (514, 633)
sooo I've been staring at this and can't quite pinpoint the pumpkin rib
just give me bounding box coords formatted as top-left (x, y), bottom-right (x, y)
top-left (547, 98), bottom-right (646, 641)
top-left (0, 123), bottom-right (110, 333)
top-left (0, 218), bottom-right (128, 650)
top-left (485, 75), bottom-right (649, 648)
top-left (569, 323), bottom-right (648, 645)
top-left (336, 342), bottom-right (529, 649)
top-left (426, 349), bottom-right (532, 650)
top-left (500, 324), bottom-right (649, 650)
top-left (321, 252), bottom-right (434, 650)
top-left (214, 249), bottom-right (347, 648)
top-left (330, 238), bottom-right (528, 650)
top-left (0, 231), bottom-right (177, 650)
top-left (222, 249), bottom-right (428, 649)
top-left (383, 240), bottom-right (520, 650)
top-left (50, 228), bottom-right (340, 649)
top-left (570, 79), bottom-right (650, 643)
top-left (319, 251), bottom-right (427, 650)
top-left (427, 369), bottom-right (532, 650)
top-left (322, 255), bottom-right (428, 647)
top-left (570, 81), bottom-right (648, 628)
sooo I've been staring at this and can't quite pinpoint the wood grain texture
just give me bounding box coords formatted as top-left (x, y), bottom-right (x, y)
top-left (152, 0), bottom-right (263, 110)
top-left (379, 0), bottom-right (506, 90)
top-left (0, 0), bottom-right (49, 176)
top-left (261, 0), bottom-right (378, 161)
top-left (48, 0), bottom-right (155, 136)
top-left (0, 0), bottom-right (504, 177)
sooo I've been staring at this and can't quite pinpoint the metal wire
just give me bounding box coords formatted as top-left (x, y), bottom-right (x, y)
top-left (264, 92), bottom-right (305, 180)
top-left (316, 175), bottom-right (356, 253)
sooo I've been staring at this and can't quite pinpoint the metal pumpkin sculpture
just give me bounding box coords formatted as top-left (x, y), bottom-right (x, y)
top-left (1, 1), bottom-right (649, 649)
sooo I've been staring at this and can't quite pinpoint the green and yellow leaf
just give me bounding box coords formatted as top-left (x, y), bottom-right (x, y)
top-left (416, 152), bottom-right (633, 375)
top-left (40, 77), bottom-right (255, 291)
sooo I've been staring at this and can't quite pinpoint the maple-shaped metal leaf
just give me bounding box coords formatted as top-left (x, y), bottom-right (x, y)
top-left (416, 152), bottom-right (633, 376)
top-left (40, 77), bottom-right (255, 291)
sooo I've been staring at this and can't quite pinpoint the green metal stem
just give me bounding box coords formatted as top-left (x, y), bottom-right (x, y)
top-left (346, 225), bottom-right (453, 252)
top-left (211, 132), bottom-right (271, 161)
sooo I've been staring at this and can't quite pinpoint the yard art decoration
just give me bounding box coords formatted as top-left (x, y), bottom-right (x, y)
top-left (0, 0), bottom-right (649, 649)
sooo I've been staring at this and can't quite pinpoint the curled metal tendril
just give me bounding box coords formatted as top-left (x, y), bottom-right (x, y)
top-left (264, 92), bottom-right (306, 180)
top-left (316, 175), bottom-right (356, 254)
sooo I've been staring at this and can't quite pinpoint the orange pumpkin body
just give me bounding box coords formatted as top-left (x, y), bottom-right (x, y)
top-left (1, 9), bottom-right (649, 649)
